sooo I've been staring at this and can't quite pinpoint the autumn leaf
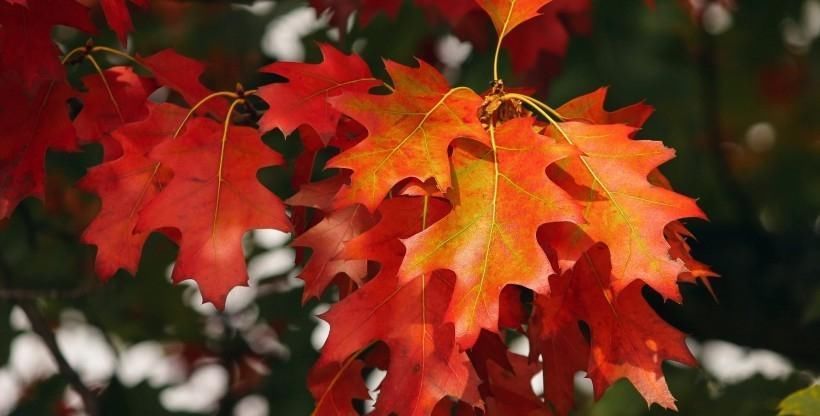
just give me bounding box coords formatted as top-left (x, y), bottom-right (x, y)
top-left (79, 103), bottom-right (187, 280)
top-left (0, 80), bottom-right (78, 219)
top-left (258, 43), bottom-right (381, 143)
top-left (0, 0), bottom-right (94, 88)
top-left (572, 244), bottom-right (696, 409)
top-left (138, 49), bottom-right (228, 116)
top-left (400, 118), bottom-right (582, 348)
top-left (501, 0), bottom-right (590, 75)
top-left (528, 274), bottom-right (589, 416)
top-left (328, 59), bottom-right (489, 211)
top-left (100, 0), bottom-right (148, 45)
top-left (315, 195), bottom-right (475, 415)
top-left (556, 87), bottom-right (654, 127)
top-left (484, 354), bottom-right (549, 416)
top-left (290, 204), bottom-right (374, 301)
top-left (318, 270), bottom-right (473, 416)
top-left (475, 0), bottom-right (554, 39)
top-left (308, 357), bottom-right (371, 416)
top-left (552, 88), bottom-right (715, 293)
top-left (135, 117), bottom-right (290, 308)
top-left (542, 120), bottom-right (705, 301)
top-left (74, 66), bottom-right (157, 158)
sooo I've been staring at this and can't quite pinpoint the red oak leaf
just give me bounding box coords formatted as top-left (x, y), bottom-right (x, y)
top-left (0, 80), bottom-right (78, 219)
top-left (79, 103), bottom-right (187, 279)
top-left (318, 271), bottom-right (474, 416)
top-left (286, 174), bottom-right (374, 301)
top-left (135, 117), bottom-right (290, 308)
top-left (573, 244), bottom-right (696, 409)
top-left (503, 0), bottom-right (591, 75)
top-left (328, 59), bottom-right (489, 211)
top-left (484, 354), bottom-right (549, 416)
top-left (474, 0), bottom-right (554, 38)
top-left (138, 49), bottom-right (227, 116)
top-left (258, 43), bottom-right (381, 143)
top-left (556, 87), bottom-right (654, 127)
top-left (316, 195), bottom-right (473, 414)
top-left (73, 66), bottom-right (157, 158)
top-left (0, 0), bottom-right (94, 88)
top-left (289, 203), bottom-right (374, 301)
top-left (308, 357), bottom-right (371, 416)
top-left (528, 274), bottom-right (589, 416)
top-left (100, 0), bottom-right (148, 45)
top-left (399, 118), bottom-right (582, 348)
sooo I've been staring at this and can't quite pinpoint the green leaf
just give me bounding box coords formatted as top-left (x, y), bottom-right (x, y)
top-left (779, 385), bottom-right (820, 416)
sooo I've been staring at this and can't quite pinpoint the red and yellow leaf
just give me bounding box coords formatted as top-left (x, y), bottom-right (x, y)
top-left (475, 0), bottom-right (554, 38)
top-left (400, 118), bottom-right (582, 348)
top-left (543, 120), bottom-right (705, 301)
top-left (328, 59), bottom-right (489, 211)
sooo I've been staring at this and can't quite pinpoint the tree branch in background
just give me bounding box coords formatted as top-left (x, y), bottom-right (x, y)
top-left (0, 259), bottom-right (99, 416)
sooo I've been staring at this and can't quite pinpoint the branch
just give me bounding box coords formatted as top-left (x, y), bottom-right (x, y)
top-left (0, 260), bottom-right (99, 415)
top-left (16, 299), bottom-right (100, 416)
top-left (0, 284), bottom-right (95, 301)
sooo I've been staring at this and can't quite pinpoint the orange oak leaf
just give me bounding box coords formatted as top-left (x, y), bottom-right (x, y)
top-left (327, 59), bottom-right (489, 211)
top-left (257, 43), bottom-right (381, 143)
top-left (0, 0), bottom-right (94, 88)
top-left (79, 103), bottom-right (187, 280)
top-left (551, 87), bottom-right (715, 294)
top-left (74, 66), bottom-right (157, 157)
top-left (475, 0), bottom-right (554, 38)
top-left (135, 117), bottom-right (290, 308)
top-left (0, 80), bottom-right (78, 219)
top-left (100, 0), bottom-right (148, 45)
top-left (138, 49), bottom-right (227, 116)
top-left (543, 120), bottom-right (705, 302)
top-left (400, 118), bottom-right (582, 348)
top-left (572, 244), bottom-right (696, 410)
top-left (556, 87), bottom-right (654, 127)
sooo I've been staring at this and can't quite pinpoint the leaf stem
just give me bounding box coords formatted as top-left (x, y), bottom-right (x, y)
top-left (492, 3), bottom-right (517, 81)
top-left (84, 54), bottom-right (126, 123)
top-left (60, 47), bottom-right (88, 65)
top-left (502, 92), bottom-right (564, 121)
top-left (512, 94), bottom-right (573, 143)
top-left (91, 45), bottom-right (145, 68)
top-left (173, 91), bottom-right (240, 139)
